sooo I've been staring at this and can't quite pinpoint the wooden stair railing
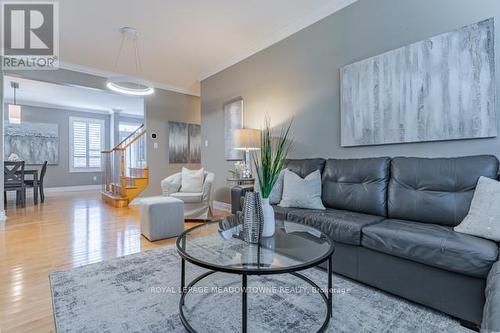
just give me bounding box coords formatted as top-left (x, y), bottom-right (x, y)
top-left (101, 124), bottom-right (148, 207)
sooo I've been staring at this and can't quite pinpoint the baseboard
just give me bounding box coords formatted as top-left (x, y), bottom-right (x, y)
top-left (0, 210), bottom-right (6, 221)
top-left (45, 185), bottom-right (103, 193)
top-left (213, 201), bottom-right (231, 213)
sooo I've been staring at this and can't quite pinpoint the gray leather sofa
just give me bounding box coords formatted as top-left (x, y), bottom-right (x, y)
top-left (482, 262), bottom-right (500, 332)
top-left (273, 155), bottom-right (500, 330)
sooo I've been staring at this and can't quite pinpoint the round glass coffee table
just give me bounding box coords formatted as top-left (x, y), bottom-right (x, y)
top-left (176, 218), bottom-right (335, 333)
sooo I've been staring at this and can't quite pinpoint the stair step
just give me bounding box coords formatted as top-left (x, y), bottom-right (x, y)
top-left (122, 176), bottom-right (148, 180)
top-left (101, 191), bottom-right (128, 208)
top-left (101, 191), bottom-right (126, 199)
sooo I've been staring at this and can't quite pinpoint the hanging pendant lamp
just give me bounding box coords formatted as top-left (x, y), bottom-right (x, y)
top-left (8, 82), bottom-right (21, 124)
top-left (106, 27), bottom-right (154, 96)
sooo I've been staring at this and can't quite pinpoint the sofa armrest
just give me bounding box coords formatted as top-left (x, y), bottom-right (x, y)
top-left (231, 185), bottom-right (254, 214)
top-left (482, 261), bottom-right (500, 333)
top-left (202, 172), bottom-right (215, 203)
top-left (161, 172), bottom-right (181, 196)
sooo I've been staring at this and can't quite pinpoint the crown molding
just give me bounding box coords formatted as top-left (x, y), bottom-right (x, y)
top-left (199, 0), bottom-right (358, 81)
top-left (3, 99), bottom-right (142, 118)
top-left (58, 61), bottom-right (200, 97)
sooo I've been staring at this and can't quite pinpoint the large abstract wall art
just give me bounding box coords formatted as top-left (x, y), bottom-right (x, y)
top-left (5, 122), bottom-right (59, 164)
top-left (168, 121), bottom-right (201, 164)
top-left (340, 18), bottom-right (496, 147)
top-left (223, 97), bottom-right (244, 160)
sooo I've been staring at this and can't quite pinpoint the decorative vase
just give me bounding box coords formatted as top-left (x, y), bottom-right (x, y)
top-left (242, 192), bottom-right (264, 243)
top-left (260, 198), bottom-right (275, 237)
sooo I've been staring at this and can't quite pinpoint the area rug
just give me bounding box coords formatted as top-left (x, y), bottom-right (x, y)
top-left (50, 244), bottom-right (470, 333)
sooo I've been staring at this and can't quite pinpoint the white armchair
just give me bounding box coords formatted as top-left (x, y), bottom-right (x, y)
top-left (161, 171), bottom-right (215, 220)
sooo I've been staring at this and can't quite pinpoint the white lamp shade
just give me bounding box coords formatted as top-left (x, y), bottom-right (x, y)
top-left (8, 104), bottom-right (21, 124)
top-left (233, 128), bottom-right (261, 150)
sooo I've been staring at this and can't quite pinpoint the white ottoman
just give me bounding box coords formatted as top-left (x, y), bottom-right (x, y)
top-left (139, 196), bottom-right (184, 241)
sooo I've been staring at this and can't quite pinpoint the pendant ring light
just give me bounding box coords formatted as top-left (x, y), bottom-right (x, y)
top-left (106, 27), bottom-right (154, 96)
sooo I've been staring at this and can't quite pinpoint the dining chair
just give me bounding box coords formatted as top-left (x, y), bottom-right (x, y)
top-left (39, 161), bottom-right (48, 203)
top-left (4, 161), bottom-right (26, 208)
top-left (24, 161), bottom-right (48, 203)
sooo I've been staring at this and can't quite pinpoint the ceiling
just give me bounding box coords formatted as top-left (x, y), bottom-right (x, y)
top-left (3, 76), bottom-right (144, 116)
top-left (57, 0), bottom-right (357, 96)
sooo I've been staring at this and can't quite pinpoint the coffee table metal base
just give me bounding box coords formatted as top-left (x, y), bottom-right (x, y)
top-left (179, 256), bottom-right (333, 333)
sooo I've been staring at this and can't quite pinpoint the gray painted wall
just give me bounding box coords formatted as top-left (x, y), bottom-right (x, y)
top-left (201, 0), bottom-right (500, 203)
top-left (143, 88), bottom-right (200, 196)
top-left (3, 104), bottom-right (110, 188)
top-left (2, 68), bottom-right (200, 197)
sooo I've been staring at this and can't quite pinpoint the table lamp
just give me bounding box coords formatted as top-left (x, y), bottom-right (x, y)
top-left (234, 128), bottom-right (261, 178)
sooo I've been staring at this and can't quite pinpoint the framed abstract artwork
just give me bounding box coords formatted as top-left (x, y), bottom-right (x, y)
top-left (188, 123), bottom-right (201, 164)
top-left (223, 97), bottom-right (244, 160)
top-left (168, 121), bottom-right (201, 164)
top-left (4, 121), bottom-right (59, 164)
top-left (341, 18), bottom-right (496, 147)
top-left (168, 121), bottom-right (189, 163)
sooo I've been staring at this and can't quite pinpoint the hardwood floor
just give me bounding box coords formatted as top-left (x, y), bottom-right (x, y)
top-left (0, 191), bottom-right (225, 332)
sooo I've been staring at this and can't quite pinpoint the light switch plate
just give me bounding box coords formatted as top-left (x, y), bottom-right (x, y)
top-left (154, 142), bottom-right (159, 149)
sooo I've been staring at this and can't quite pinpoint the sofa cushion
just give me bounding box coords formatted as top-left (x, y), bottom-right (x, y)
top-left (362, 219), bottom-right (498, 278)
top-left (388, 155), bottom-right (499, 226)
top-left (285, 208), bottom-right (384, 246)
top-left (272, 205), bottom-right (292, 220)
top-left (321, 157), bottom-right (390, 216)
top-left (283, 158), bottom-right (326, 178)
top-left (171, 192), bottom-right (203, 203)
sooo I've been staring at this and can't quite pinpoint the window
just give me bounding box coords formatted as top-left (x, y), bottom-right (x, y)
top-left (69, 117), bottom-right (105, 172)
top-left (119, 122), bottom-right (146, 170)
top-left (119, 122), bottom-right (142, 137)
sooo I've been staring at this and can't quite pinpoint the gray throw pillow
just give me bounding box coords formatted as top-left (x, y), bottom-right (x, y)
top-left (269, 169), bottom-right (285, 204)
top-left (278, 169), bottom-right (325, 210)
top-left (454, 176), bottom-right (500, 242)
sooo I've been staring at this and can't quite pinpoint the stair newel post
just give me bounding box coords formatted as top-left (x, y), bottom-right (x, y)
top-left (104, 152), bottom-right (109, 192)
top-left (120, 148), bottom-right (126, 197)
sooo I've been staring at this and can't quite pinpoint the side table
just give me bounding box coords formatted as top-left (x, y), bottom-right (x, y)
top-left (227, 178), bottom-right (255, 213)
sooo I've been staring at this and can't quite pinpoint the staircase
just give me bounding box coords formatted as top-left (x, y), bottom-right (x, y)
top-left (101, 124), bottom-right (148, 207)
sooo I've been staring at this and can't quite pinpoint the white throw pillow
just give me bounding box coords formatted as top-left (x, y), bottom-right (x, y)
top-left (278, 169), bottom-right (325, 210)
top-left (454, 176), bottom-right (500, 242)
top-left (180, 167), bottom-right (204, 193)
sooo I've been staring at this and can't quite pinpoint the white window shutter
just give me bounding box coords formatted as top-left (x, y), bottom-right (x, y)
top-left (88, 122), bottom-right (102, 168)
top-left (70, 117), bottom-right (104, 171)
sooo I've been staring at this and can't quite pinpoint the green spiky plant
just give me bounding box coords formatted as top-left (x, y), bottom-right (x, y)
top-left (253, 118), bottom-right (292, 198)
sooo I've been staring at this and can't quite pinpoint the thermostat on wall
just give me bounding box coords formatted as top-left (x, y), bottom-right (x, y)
top-left (151, 133), bottom-right (157, 139)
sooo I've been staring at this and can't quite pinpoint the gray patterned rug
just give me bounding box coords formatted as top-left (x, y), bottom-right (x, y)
top-left (50, 245), bottom-right (470, 333)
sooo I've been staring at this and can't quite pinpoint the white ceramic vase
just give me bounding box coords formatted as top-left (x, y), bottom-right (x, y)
top-left (260, 198), bottom-right (275, 237)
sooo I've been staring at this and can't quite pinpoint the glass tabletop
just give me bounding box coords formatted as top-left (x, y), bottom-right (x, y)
top-left (176, 218), bottom-right (334, 274)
